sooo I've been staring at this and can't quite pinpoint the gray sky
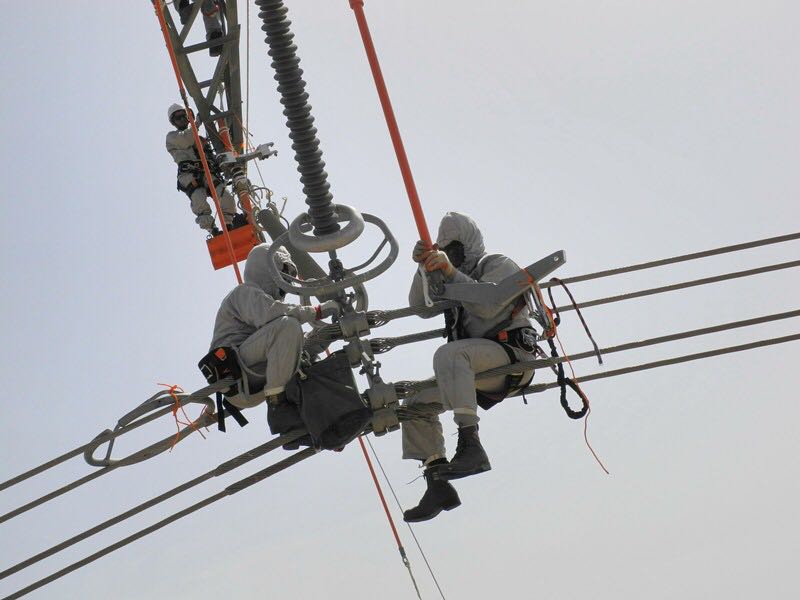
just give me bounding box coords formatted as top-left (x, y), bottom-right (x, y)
top-left (1, 1), bottom-right (799, 599)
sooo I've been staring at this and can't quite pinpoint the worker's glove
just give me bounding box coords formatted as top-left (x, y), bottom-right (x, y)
top-left (424, 250), bottom-right (456, 280)
top-left (412, 240), bottom-right (433, 263)
top-left (315, 300), bottom-right (341, 321)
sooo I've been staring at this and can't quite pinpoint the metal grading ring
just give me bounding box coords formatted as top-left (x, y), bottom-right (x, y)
top-left (266, 212), bottom-right (398, 299)
top-left (289, 203), bottom-right (365, 253)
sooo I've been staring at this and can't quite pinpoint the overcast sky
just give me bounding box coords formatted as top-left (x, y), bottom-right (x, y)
top-left (1, 1), bottom-right (798, 599)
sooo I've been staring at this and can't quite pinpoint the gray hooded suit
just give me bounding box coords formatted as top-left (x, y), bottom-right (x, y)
top-left (403, 212), bottom-right (536, 462)
top-left (210, 244), bottom-right (317, 408)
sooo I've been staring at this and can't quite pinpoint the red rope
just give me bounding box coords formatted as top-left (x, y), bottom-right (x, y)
top-left (348, 0), bottom-right (433, 247)
top-left (357, 436), bottom-right (405, 552)
top-left (152, 0), bottom-right (243, 283)
top-left (552, 337), bottom-right (610, 475)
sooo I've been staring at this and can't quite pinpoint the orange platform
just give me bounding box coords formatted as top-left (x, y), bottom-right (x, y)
top-left (207, 226), bottom-right (259, 270)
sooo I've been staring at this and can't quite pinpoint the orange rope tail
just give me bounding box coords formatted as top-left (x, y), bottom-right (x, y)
top-left (152, 0), bottom-right (242, 283)
top-left (552, 335), bottom-right (610, 475)
top-left (158, 383), bottom-right (207, 451)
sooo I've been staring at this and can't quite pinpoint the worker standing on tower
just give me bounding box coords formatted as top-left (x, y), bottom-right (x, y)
top-left (401, 212), bottom-right (538, 522)
top-left (166, 103), bottom-right (242, 235)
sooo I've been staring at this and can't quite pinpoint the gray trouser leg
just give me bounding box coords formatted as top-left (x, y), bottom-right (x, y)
top-left (401, 338), bottom-right (532, 461)
top-left (215, 184), bottom-right (237, 224)
top-left (401, 386), bottom-right (445, 461)
top-left (177, 173), bottom-right (214, 230)
top-left (232, 316), bottom-right (305, 408)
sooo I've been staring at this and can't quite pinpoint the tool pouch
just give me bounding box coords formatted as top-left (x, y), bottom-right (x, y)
top-left (285, 353), bottom-right (371, 450)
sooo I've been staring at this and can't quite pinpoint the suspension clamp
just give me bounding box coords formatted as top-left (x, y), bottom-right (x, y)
top-left (339, 312), bottom-right (371, 339)
top-left (366, 382), bottom-right (400, 436)
top-left (344, 338), bottom-right (374, 368)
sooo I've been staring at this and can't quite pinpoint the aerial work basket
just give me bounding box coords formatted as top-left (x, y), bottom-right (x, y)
top-left (207, 225), bottom-right (259, 270)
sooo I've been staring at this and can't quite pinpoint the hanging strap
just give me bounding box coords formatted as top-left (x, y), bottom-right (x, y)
top-left (546, 338), bottom-right (589, 419)
top-left (547, 277), bottom-right (603, 364)
top-left (215, 392), bottom-right (249, 432)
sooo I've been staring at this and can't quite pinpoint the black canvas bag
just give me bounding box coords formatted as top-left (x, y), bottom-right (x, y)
top-left (285, 354), bottom-right (371, 450)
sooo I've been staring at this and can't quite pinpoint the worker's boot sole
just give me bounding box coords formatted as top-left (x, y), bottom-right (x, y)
top-left (435, 462), bottom-right (491, 481)
top-left (403, 499), bottom-right (461, 523)
top-left (403, 471), bottom-right (461, 522)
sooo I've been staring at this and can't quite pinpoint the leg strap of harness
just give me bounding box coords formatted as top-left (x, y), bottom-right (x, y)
top-left (475, 340), bottom-right (534, 410)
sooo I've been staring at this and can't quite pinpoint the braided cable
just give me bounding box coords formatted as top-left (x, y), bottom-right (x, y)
top-left (517, 333), bottom-right (800, 396)
top-left (556, 260), bottom-right (800, 313)
top-left (0, 431), bottom-right (305, 580)
top-left (542, 231), bottom-right (800, 288)
top-left (2, 448), bottom-right (316, 600)
top-left (396, 309), bottom-right (800, 396)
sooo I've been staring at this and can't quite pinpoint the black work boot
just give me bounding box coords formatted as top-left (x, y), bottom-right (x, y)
top-left (266, 395), bottom-right (310, 450)
top-left (207, 30), bottom-right (223, 57)
top-left (436, 425), bottom-right (491, 481)
top-left (403, 460), bottom-right (461, 523)
top-left (231, 213), bottom-right (249, 229)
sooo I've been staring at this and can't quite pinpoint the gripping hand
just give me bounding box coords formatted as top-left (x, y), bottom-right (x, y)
top-left (424, 250), bottom-right (456, 280)
top-left (412, 240), bottom-right (433, 263)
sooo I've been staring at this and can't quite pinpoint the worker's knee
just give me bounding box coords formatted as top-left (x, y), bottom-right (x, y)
top-left (273, 315), bottom-right (304, 342)
top-left (433, 342), bottom-right (468, 373)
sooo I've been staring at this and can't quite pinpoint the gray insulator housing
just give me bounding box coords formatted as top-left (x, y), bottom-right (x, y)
top-left (256, 0), bottom-right (340, 237)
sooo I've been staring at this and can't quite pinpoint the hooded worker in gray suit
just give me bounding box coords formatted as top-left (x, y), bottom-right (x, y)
top-left (402, 212), bottom-right (537, 522)
top-left (210, 244), bottom-right (339, 409)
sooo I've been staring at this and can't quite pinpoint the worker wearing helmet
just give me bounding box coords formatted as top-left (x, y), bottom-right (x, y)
top-left (401, 212), bottom-right (537, 522)
top-left (166, 103), bottom-right (239, 235)
top-left (209, 244), bottom-right (339, 416)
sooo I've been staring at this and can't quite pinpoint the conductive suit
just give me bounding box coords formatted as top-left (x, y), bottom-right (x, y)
top-left (402, 212), bottom-right (536, 463)
top-left (166, 126), bottom-right (236, 231)
top-left (209, 244), bottom-right (317, 409)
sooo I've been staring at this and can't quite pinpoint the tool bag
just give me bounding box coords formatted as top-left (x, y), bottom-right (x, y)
top-left (197, 347), bottom-right (249, 431)
top-left (285, 353), bottom-right (371, 450)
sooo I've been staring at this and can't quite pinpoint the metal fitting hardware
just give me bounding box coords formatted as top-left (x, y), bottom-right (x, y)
top-left (366, 383), bottom-right (400, 436)
top-left (344, 338), bottom-right (373, 368)
top-left (289, 204), bottom-right (365, 253)
top-left (218, 142), bottom-right (277, 168)
top-left (339, 312), bottom-right (371, 339)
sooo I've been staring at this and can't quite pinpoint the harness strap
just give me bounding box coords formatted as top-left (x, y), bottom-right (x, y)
top-left (475, 341), bottom-right (535, 410)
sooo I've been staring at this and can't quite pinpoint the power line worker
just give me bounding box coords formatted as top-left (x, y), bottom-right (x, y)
top-left (209, 243), bottom-right (340, 411)
top-left (176, 0), bottom-right (225, 56)
top-left (402, 212), bottom-right (537, 522)
top-left (166, 103), bottom-right (238, 235)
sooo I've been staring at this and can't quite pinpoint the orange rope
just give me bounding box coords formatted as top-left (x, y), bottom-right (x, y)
top-left (152, 0), bottom-right (242, 283)
top-left (554, 330), bottom-right (610, 475)
top-left (157, 383), bottom-right (207, 451)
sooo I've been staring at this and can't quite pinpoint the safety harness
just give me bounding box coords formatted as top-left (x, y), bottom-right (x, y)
top-left (176, 137), bottom-right (224, 196)
top-left (444, 265), bottom-right (597, 418)
top-left (197, 347), bottom-right (249, 432)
